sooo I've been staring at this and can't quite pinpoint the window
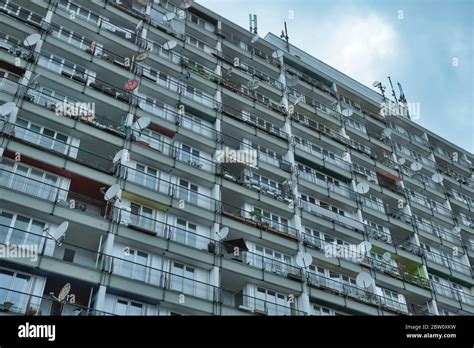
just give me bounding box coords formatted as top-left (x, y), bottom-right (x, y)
top-left (255, 287), bottom-right (291, 315)
top-left (131, 163), bottom-right (159, 190)
top-left (116, 247), bottom-right (148, 282)
top-left (254, 245), bottom-right (291, 275)
top-left (139, 129), bottom-right (163, 151)
top-left (177, 179), bottom-right (199, 205)
top-left (0, 211), bottom-right (45, 246)
top-left (130, 203), bottom-right (154, 232)
top-left (313, 305), bottom-right (336, 316)
top-left (181, 144), bottom-right (201, 166)
top-left (170, 262), bottom-right (196, 296)
top-left (175, 219), bottom-right (197, 248)
top-left (0, 269), bottom-right (31, 312)
top-left (113, 298), bottom-right (143, 315)
top-left (251, 207), bottom-right (288, 233)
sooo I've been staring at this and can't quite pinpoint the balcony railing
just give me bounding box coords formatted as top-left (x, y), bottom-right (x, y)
top-left (431, 281), bottom-right (474, 306)
top-left (297, 171), bottom-right (355, 199)
top-left (293, 140), bottom-right (351, 172)
top-left (424, 249), bottom-right (472, 275)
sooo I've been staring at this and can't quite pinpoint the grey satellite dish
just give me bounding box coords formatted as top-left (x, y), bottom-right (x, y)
top-left (180, 0), bottom-right (193, 9)
top-left (272, 50), bottom-right (283, 59)
top-left (132, 117), bottom-right (151, 132)
top-left (104, 184), bottom-right (122, 201)
top-left (113, 149), bottom-right (130, 165)
top-left (295, 252), bottom-right (313, 268)
top-left (0, 102), bottom-right (15, 116)
top-left (410, 162), bottom-right (423, 171)
top-left (372, 81), bottom-right (381, 88)
top-left (398, 157), bottom-right (406, 165)
top-left (286, 77), bottom-right (298, 87)
top-left (251, 34), bottom-right (259, 44)
top-left (57, 283), bottom-right (71, 302)
top-left (382, 252), bottom-right (392, 262)
top-left (164, 12), bottom-right (176, 21)
top-left (359, 241), bottom-right (372, 254)
top-left (382, 128), bottom-right (392, 139)
top-left (218, 226), bottom-right (229, 240)
top-left (28, 73), bottom-right (41, 86)
top-left (294, 95), bottom-right (304, 106)
top-left (163, 40), bottom-right (177, 51)
top-left (247, 79), bottom-right (260, 90)
top-left (46, 221), bottom-right (68, 246)
top-left (356, 272), bottom-right (373, 288)
top-left (341, 108), bottom-right (353, 117)
top-left (23, 33), bottom-right (41, 47)
top-left (431, 173), bottom-right (444, 183)
top-left (356, 182), bottom-right (370, 194)
top-left (453, 226), bottom-right (461, 234)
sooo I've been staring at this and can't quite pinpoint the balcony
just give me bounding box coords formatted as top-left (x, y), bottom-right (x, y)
top-left (424, 249), bottom-right (472, 276)
top-left (298, 170), bottom-right (355, 200)
top-left (431, 281), bottom-right (474, 307)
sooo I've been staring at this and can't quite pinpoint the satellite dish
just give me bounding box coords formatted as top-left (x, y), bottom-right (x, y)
top-left (382, 252), bottom-right (392, 262)
top-left (431, 173), bottom-right (444, 183)
top-left (57, 283), bottom-right (71, 302)
top-left (286, 77), bottom-right (298, 87)
top-left (372, 81), bottom-right (381, 88)
top-left (47, 221), bottom-right (69, 246)
top-left (28, 73), bottom-right (41, 86)
top-left (164, 12), bottom-right (176, 21)
top-left (398, 157), bottom-right (406, 165)
top-left (113, 149), bottom-right (130, 165)
top-left (359, 241), bottom-right (372, 254)
top-left (251, 34), bottom-right (259, 44)
top-left (124, 79), bottom-right (138, 91)
top-left (295, 252), bottom-right (313, 268)
top-left (410, 162), bottom-right (423, 171)
top-left (356, 272), bottom-right (373, 288)
top-left (0, 102), bottom-right (15, 116)
top-left (218, 226), bottom-right (229, 240)
top-left (272, 50), bottom-right (283, 59)
top-left (453, 226), bottom-right (461, 233)
top-left (356, 182), bottom-right (370, 194)
top-left (135, 20), bottom-right (144, 32)
top-left (382, 128), bottom-right (392, 139)
top-left (163, 40), bottom-right (177, 51)
top-left (247, 79), bottom-right (260, 90)
top-left (23, 33), bottom-right (41, 47)
top-left (341, 108), bottom-right (353, 117)
top-left (104, 184), bottom-right (122, 201)
top-left (294, 95), bottom-right (304, 106)
top-left (132, 117), bottom-right (151, 132)
top-left (180, 0), bottom-right (193, 9)
top-left (134, 52), bottom-right (149, 62)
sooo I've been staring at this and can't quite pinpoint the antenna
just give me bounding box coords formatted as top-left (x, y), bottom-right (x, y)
top-left (251, 34), bottom-right (259, 44)
top-left (295, 252), bottom-right (313, 269)
top-left (431, 173), bottom-right (444, 183)
top-left (104, 184), bottom-right (122, 202)
top-left (131, 116), bottom-right (151, 133)
top-left (387, 76), bottom-right (398, 102)
top-left (356, 182), bottom-right (370, 194)
top-left (23, 33), bottom-right (41, 47)
top-left (356, 272), bottom-right (373, 288)
top-left (372, 81), bottom-right (386, 101)
top-left (280, 21), bottom-right (289, 51)
top-left (44, 221), bottom-right (69, 246)
top-left (216, 226), bottom-right (229, 240)
top-left (51, 283), bottom-right (71, 303)
top-left (113, 149), bottom-right (130, 165)
top-left (341, 108), bottom-right (353, 117)
top-left (397, 82), bottom-right (407, 104)
top-left (410, 162), bottom-right (423, 172)
top-left (398, 157), bottom-right (406, 165)
top-left (249, 14), bottom-right (258, 34)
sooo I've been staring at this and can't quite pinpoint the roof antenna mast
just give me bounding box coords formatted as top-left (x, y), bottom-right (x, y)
top-left (280, 21), bottom-right (290, 52)
top-left (249, 14), bottom-right (258, 34)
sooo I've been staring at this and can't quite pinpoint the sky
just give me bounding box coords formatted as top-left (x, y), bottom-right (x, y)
top-left (198, 0), bottom-right (474, 153)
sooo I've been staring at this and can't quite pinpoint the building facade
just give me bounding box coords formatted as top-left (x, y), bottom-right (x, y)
top-left (0, 0), bottom-right (473, 316)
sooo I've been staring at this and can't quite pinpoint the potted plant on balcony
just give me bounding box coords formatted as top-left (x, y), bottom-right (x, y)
top-left (249, 209), bottom-right (264, 227)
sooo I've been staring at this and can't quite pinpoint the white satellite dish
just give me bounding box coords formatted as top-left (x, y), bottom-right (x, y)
top-left (453, 226), bottom-right (461, 234)
top-left (23, 33), bottom-right (41, 47)
top-left (382, 252), bottom-right (392, 262)
top-left (410, 162), bottom-right (423, 171)
top-left (104, 184), bottom-right (122, 202)
top-left (28, 73), bottom-right (41, 86)
top-left (295, 252), bottom-right (313, 268)
top-left (113, 149), bottom-right (130, 165)
top-left (0, 102), bottom-right (15, 116)
top-left (356, 182), bottom-right (370, 194)
top-left (164, 12), bottom-right (176, 21)
top-left (180, 0), bottom-right (193, 9)
top-left (251, 34), bottom-right (259, 44)
top-left (382, 128), bottom-right (392, 139)
top-left (247, 79), bottom-right (260, 90)
top-left (359, 241), bottom-right (372, 254)
top-left (356, 272), bottom-right (373, 288)
top-left (431, 173), bottom-right (444, 183)
top-left (163, 40), bottom-right (177, 51)
top-left (46, 221), bottom-right (69, 246)
top-left (341, 108), bottom-right (353, 117)
top-left (57, 283), bottom-right (71, 302)
top-left (218, 226), bottom-right (229, 240)
top-left (131, 117), bottom-right (151, 132)
top-left (294, 95), bottom-right (304, 106)
top-left (398, 157), bottom-right (406, 165)
top-left (135, 20), bottom-right (144, 32)
top-left (286, 77), bottom-right (298, 87)
top-left (372, 81), bottom-right (381, 88)
top-left (272, 50), bottom-right (283, 59)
